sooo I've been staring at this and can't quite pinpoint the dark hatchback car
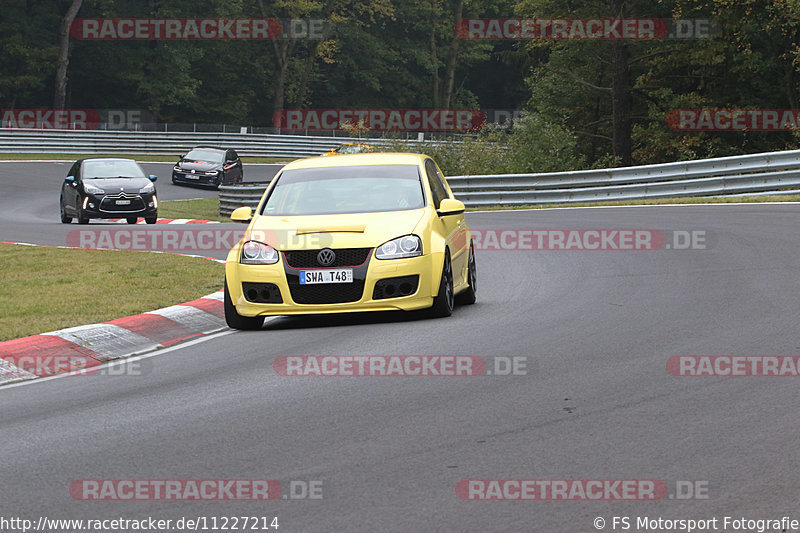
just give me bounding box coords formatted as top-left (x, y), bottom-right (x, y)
top-left (172, 146), bottom-right (243, 188)
top-left (60, 158), bottom-right (158, 224)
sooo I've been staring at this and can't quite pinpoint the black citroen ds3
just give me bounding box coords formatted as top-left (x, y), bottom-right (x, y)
top-left (59, 158), bottom-right (158, 224)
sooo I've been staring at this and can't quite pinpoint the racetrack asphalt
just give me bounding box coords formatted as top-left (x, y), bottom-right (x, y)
top-left (1, 161), bottom-right (800, 531)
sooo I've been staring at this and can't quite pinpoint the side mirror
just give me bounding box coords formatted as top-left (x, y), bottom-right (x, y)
top-left (437, 198), bottom-right (465, 216)
top-left (148, 175), bottom-right (158, 182)
top-left (65, 176), bottom-right (75, 185)
top-left (230, 206), bottom-right (253, 223)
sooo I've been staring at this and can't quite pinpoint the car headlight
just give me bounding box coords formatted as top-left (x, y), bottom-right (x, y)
top-left (173, 165), bottom-right (182, 171)
top-left (140, 182), bottom-right (155, 193)
top-left (84, 183), bottom-right (104, 194)
top-left (241, 241), bottom-right (279, 265)
top-left (375, 235), bottom-right (422, 260)
top-left (206, 170), bottom-right (219, 176)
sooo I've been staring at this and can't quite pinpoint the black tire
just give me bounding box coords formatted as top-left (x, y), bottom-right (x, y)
top-left (455, 242), bottom-right (477, 305)
top-left (429, 252), bottom-right (454, 318)
top-left (145, 216), bottom-right (157, 224)
top-left (60, 202), bottom-right (72, 224)
top-left (224, 280), bottom-right (265, 330)
top-left (76, 203), bottom-right (89, 224)
top-left (126, 216), bottom-right (138, 224)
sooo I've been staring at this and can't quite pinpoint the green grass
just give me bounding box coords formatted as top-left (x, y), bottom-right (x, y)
top-left (466, 194), bottom-right (800, 211)
top-left (159, 198), bottom-right (230, 221)
top-left (0, 153), bottom-right (290, 163)
top-left (0, 243), bottom-right (224, 341)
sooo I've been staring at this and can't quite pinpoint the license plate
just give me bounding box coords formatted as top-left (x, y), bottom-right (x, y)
top-left (115, 199), bottom-right (131, 205)
top-left (299, 269), bottom-right (353, 284)
top-left (185, 173), bottom-right (199, 179)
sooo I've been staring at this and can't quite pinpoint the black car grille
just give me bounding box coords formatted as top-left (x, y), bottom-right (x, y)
top-left (373, 275), bottom-right (419, 300)
top-left (283, 248), bottom-right (372, 269)
top-left (287, 278), bottom-right (366, 304)
top-left (99, 194), bottom-right (145, 212)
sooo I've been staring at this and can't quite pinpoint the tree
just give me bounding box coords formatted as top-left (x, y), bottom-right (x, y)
top-left (54, 0), bottom-right (83, 109)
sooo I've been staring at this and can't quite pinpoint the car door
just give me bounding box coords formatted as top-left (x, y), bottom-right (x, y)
top-left (226, 149), bottom-right (243, 183)
top-left (425, 159), bottom-right (468, 287)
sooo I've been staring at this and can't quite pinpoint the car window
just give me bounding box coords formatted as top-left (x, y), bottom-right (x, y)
top-left (185, 149), bottom-right (224, 163)
top-left (68, 161), bottom-right (80, 179)
top-left (424, 159), bottom-right (449, 208)
top-left (227, 150), bottom-right (239, 161)
top-left (82, 160), bottom-right (145, 179)
top-left (262, 164), bottom-right (425, 216)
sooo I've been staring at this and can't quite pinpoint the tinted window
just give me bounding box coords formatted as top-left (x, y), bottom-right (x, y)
top-left (424, 159), bottom-right (449, 208)
top-left (82, 160), bottom-right (145, 179)
top-left (262, 164), bottom-right (424, 216)
top-left (186, 149), bottom-right (224, 163)
top-left (227, 150), bottom-right (239, 161)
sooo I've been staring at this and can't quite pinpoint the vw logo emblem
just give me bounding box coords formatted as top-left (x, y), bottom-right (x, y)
top-left (317, 248), bottom-right (336, 266)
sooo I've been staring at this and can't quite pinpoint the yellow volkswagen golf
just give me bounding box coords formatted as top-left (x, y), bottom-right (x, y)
top-left (224, 153), bottom-right (477, 330)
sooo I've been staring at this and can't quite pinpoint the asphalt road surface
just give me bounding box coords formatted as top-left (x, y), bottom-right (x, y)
top-left (2, 162), bottom-right (800, 532)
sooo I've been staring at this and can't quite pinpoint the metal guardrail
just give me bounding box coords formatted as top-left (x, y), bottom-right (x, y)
top-left (217, 149), bottom-right (800, 215)
top-left (0, 129), bottom-right (360, 158)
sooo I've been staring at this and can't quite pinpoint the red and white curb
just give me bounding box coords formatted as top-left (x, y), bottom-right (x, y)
top-left (0, 291), bottom-right (226, 385)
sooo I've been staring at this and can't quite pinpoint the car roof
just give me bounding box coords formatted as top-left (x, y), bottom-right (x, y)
top-left (284, 152), bottom-right (427, 170)
top-left (188, 146), bottom-right (226, 152)
top-left (80, 157), bottom-right (138, 163)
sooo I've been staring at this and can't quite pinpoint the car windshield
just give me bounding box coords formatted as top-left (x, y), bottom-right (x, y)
top-left (83, 160), bottom-right (145, 179)
top-left (185, 149), bottom-right (224, 163)
top-left (262, 164), bottom-right (425, 215)
top-left (337, 144), bottom-right (369, 154)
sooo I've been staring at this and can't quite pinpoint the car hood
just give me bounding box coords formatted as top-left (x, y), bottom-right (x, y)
top-left (85, 177), bottom-right (151, 194)
top-left (245, 209), bottom-right (426, 250)
top-left (178, 160), bottom-right (222, 172)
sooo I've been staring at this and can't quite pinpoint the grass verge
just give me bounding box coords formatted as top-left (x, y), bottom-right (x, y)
top-left (0, 153), bottom-right (290, 164)
top-left (159, 198), bottom-right (229, 221)
top-left (0, 243), bottom-right (224, 341)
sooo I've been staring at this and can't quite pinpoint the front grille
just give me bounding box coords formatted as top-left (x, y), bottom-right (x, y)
top-left (99, 194), bottom-right (145, 212)
top-left (242, 282), bottom-right (283, 303)
top-left (287, 278), bottom-right (366, 304)
top-left (373, 275), bottom-right (419, 300)
top-left (283, 248), bottom-right (372, 269)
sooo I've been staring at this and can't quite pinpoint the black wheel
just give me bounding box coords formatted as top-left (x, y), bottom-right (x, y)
top-left (60, 202), bottom-right (72, 224)
top-left (126, 216), bottom-right (138, 224)
top-left (455, 242), bottom-right (477, 305)
top-left (145, 216), bottom-right (157, 224)
top-left (429, 252), bottom-right (454, 318)
top-left (224, 279), bottom-right (265, 330)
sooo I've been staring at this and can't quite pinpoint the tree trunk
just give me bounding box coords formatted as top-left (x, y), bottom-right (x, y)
top-left (610, 0), bottom-right (632, 166)
top-left (54, 0), bottom-right (83, 110)
top-left (440, 0), bottom-right (463, 109)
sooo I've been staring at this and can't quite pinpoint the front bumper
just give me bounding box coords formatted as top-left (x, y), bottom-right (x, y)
top-left (225, 252), bottom-right (439, 316)
top-left (172, 170), bottom-right (222, 187)
top-left (82, 193), bottom-right (157, 218)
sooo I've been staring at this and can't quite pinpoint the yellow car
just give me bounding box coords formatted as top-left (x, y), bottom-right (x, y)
top-left (321, 142), bottom-right (374, 156)
top-left (224, 153), bottom-right (477, 329)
